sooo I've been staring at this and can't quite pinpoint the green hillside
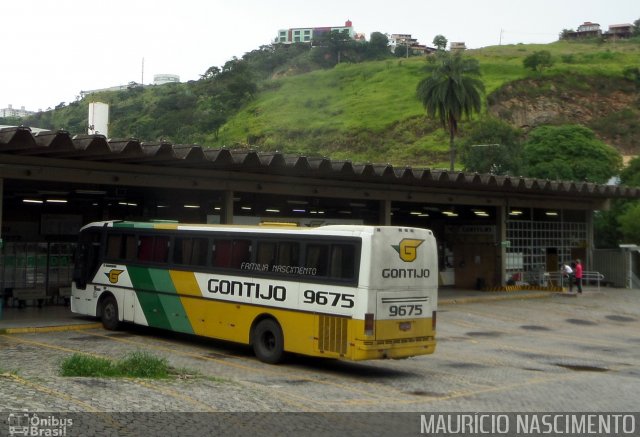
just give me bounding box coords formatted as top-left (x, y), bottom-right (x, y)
top-left (13, 39), bottom-right (640, 169)
top-left (216, 40), bottom-right (640, 166)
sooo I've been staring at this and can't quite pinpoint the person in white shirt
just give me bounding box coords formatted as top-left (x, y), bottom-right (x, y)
top-left (561, 263), bottom-right (574, 292)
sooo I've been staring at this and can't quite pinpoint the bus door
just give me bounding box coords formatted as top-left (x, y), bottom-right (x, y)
top-left (72, 230), bottom-right (102, 290)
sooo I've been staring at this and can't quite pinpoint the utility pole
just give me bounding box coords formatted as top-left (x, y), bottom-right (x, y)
top-left (141, 57), bottom-right (145, 85)
top-left (499, 29), bottom-right (504, 45)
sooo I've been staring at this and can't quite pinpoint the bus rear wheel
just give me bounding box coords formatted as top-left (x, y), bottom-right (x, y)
top-left (100, 295), bottom-right (120, 330)
top-left (252, 319), bottom-right (284, 364)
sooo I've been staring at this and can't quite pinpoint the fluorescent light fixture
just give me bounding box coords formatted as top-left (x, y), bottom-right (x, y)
top-left (443, 211), bottom-right (458, 217)
top-left (118, 202), bottom-right (138, 207)
top-left (338, 210), bottom-right (352, 214)
top-left (265, 208), bottom-right (280, 213)
top-left (23, 199), bottom-right (43, 204)
top-left (509, 210), bottom-right (523, 216)
top-left (46, 199), bottom-right (67, 203)
top-left (292, 209), bottom-right (306, 213)
top-left (157, 204), bottom-right (169, 208)
top-left (410, 211), bottom-right (422, 215)
top-left (418, 213), bottom-right (429, 217)
top-left (241, 206), bottom-right (252, 211)
top-left (213, 207), bottom-right (221, 211)
top-left (184, 204), bottom-right (200, 209)
top-left (545, 211), bottom-right (558, 216)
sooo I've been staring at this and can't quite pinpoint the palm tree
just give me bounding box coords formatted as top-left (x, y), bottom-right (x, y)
top-left (416, 52), bottom-right (485, 171)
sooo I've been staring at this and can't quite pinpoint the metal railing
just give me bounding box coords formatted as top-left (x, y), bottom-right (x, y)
top-left (544, 271), bottom-right (604, 290)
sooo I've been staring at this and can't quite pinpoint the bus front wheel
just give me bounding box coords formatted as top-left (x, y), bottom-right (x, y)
top-left (100, 295), bottom-right (120, 331)
top-left (252, 319), bottom-right (284, 364)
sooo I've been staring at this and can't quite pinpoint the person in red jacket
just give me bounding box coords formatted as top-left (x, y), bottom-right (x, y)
top-left (574, 259), bottom-right (583, 294)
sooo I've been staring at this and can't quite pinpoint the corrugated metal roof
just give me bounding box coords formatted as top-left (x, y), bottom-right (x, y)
top-left (1, 126), bottom-right (638, 199)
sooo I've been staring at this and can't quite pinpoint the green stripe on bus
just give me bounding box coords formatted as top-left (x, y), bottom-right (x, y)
top-left (127, 266), bottom-right (194, 334)
top-left (148, 269), bottom-right (194, 334)
top-left (128, 266), bottom-right (172, 330)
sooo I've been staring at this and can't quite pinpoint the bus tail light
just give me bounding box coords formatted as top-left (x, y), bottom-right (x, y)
top-left (364, 313), bottom-right (374, 336)
top-left (432, 311), bottom-right (437, 330)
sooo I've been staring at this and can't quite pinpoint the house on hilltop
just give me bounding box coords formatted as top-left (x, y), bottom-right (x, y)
top-left (275, 20), bottom-right (356, 44)
top-left (563, 21), bottom-right (635, 41)
top-left (563, 22), bottom-right (602, 39)
top-left (388, 34), bottom-right (435, 56)
top-left (604, 23), bottom-right (634, 40)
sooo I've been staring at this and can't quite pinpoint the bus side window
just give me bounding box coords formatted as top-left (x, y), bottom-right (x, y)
top-left (330, 244), bottom-right (356, 279)
top-left (138, 236), bottom-right (169, 263)
top-left (138, 236), bottom-right (154, 261)
top-left (175, 237), bottom-right (208, 266)
top-left (278, 242), bottom-right (300, 267)
top-left (257, 242), bottom-right (277, 269)
top-left (212, 239), bottom-right (232, 268)
top-left (305, 244), bottom-right (328, 276)
top-left (231, 239), bottom-right (251, 268)
top-left (153, 236), bottom-right (169, 262)
top-left (106, 234), bottom-right (122, 259)
top-left (105, 233), bottom-right (136, 261)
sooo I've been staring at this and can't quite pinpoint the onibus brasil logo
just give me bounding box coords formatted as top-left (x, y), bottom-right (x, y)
top-left (392, 239), bottom-right (424, 262)
top-left (8, 413), bottom-right (72, 436)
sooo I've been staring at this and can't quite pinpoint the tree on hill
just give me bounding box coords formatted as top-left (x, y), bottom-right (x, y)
top-left (416, 52), bottom-right (485, 171)
top-left (633, 18), bottom-right (640, 36)
top-left (617, 202), bottom-right (640, 244)
top-left (459, 117), bottom-right (524, 175)
top-left (595, 155), bottom-right (640, 247)
top-left (523, 50), bottom-right (554, 72)
top-left (311, 29), bottom-right (355, 66)
top-left (559, 29), bottom-right (574, 40)
top-left (616, 155), bottom-right (640, 244)
top-left (368, 32), bottom-right (390, 58)
top-left (522, 124), bottom-right (622, 183)
top-left (433, 35), bottom-right (448, 51)
top-left (620, 155), bottom-right (640, 187)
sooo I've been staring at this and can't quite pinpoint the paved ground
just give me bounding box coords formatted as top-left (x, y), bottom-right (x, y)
top-left (0, 287), bottom-right (638, 435)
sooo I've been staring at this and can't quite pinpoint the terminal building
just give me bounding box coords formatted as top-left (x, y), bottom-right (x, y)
top-left (1, 126), bottom-right (639, 310)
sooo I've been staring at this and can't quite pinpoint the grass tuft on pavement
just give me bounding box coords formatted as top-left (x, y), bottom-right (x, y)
top-left (60, 351), bottom-right (169, 378)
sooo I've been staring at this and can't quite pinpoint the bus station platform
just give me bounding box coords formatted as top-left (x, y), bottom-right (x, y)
top-left (0, 287), bottom-right (562, 333)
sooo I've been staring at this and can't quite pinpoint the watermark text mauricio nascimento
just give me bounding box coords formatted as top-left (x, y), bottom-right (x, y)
top-left (420, 413), bottom-right (636, 435)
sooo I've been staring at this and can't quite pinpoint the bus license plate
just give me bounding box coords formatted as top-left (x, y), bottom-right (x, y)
top-left (399, 322), bottom-right (411, 331)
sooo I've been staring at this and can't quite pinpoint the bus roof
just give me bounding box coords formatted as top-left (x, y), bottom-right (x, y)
top-left (80, 221), bottom-right (431, 237)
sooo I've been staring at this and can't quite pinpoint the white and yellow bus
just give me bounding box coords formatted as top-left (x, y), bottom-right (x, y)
top-left (71, 221), bottom-right (438, 363)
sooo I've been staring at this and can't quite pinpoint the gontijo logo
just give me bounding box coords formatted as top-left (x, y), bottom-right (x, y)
top-left (105, 269), bottom-right (124, 284)
top-left (392, 239), bottom-right (424, 262)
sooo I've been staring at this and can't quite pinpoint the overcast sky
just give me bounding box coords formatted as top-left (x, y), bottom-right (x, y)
top-left (2, 0), bottom-right (638, 112)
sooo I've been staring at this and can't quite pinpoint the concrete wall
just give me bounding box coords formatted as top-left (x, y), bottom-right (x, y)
top-left (593, 249), bottom-right (629, 288)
